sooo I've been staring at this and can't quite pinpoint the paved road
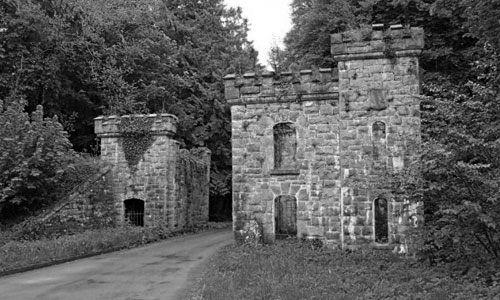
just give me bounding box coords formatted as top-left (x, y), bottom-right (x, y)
top-left (0, 228), bottom-right (232, 300)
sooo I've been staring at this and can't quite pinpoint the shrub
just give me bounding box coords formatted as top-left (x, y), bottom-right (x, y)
top-left (0, 100), bottom-right (75, 221)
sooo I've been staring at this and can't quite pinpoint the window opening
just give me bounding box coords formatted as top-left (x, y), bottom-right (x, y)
top-left (273, 123), bottom-right (297, 169)
top-left (374, 198), bottom-right (388, 243)
top-left (372, 121), bottom-right (386, 161)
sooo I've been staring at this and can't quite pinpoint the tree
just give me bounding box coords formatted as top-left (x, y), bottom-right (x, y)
top-left (282, 0), bottom-right (360, 69)
top-left (267, 40), bottom-right (287, 73)
top-left (0, 0), bottom-right (259, 220)
top-left (0, 99), bottom-right (75, 219)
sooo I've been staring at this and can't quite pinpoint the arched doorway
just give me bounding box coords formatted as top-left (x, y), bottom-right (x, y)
top-left (124, 199), bottom-right (144, 226)
top-left (275, 195), bottom-right (297, 239)
top-left (374, 198), bottom-right (388, 243)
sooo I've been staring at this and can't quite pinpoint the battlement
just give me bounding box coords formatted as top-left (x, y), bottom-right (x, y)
top-left (224, 68), bottom-right (339, 105)
top-left (331, 24), bottom-right (424, 61)
top-left (94, 113), bottom-right (178, 137)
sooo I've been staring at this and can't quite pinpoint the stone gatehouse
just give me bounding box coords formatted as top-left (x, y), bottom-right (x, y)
top-left (94, 114), bottom-right (210, 229)
top-left (224, 24), bottom-right (424, 249)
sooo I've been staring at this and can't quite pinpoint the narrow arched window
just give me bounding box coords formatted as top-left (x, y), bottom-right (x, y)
top-left (372, 121), bottom-right (386, 161)
top-left (275, 195), bottom-right (297, 238)
top-left (124, 199), bottom-right (145, 226)
top-left (374, 198), bottom-right (388, 243)
top-left (273, 123), bottom-right (297, 169)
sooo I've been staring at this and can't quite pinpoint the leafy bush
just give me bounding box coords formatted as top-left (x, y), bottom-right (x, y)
top-left (0, 100), bottom-right (75, 220)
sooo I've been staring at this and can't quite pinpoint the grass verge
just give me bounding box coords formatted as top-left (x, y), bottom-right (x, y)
top-left (188, 239), bottom-right (500, 300)
top-left (0, 222), bottom-right (230, 274)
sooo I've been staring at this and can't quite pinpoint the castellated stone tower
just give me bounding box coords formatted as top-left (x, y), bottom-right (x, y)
top-left (225, 24), bottom-right (424, 249)
top-left (95, 114), bottom-right (210, 229)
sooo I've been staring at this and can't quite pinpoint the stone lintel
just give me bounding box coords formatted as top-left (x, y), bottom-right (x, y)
top-left (227, 92), bottom-right (339, 106)
top-left (94, 113), bottom-right (178, 138)
top-left (270, 169), bottom-right (301, 176)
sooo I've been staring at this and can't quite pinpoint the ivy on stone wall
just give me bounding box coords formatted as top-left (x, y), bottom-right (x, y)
top-left (383, 29), bottom-right (396, 60)
top-left (118, 117), bottom-right (154, 170)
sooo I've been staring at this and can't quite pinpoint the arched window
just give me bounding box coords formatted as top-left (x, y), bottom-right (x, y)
top-left (273, 123), bottom-right (297, 169)
top-left (275, 195), bottom-right (297, 238)
top-left (372, 121), bottom-right (386, 161)
top-left (374, 198), bottom-right (388, 243)
top-left (124, 199), bottom-right (144, 226)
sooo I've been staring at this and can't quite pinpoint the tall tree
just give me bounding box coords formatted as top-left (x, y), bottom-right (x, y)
top-left (282, 0), bottom-right (360, 69)
top-left (0, 0), bottom-right (258, 219)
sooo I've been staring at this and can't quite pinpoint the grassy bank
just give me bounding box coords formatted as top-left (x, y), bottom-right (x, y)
top-left (0, 222), bottom-right (230, 274)
top-left (189, 239), bottom-right (500, 300)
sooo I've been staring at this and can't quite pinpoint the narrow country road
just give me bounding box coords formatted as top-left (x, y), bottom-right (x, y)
top-left (0, 228), bottom-right (232, 300)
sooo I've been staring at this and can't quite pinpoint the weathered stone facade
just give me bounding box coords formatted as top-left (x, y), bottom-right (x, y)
top-left (94, 114), bottom-right (210, 229)
top-left (225, 25), bottom-right (424, 249)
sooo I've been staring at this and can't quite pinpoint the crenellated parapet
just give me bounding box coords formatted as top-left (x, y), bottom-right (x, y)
top-left (224, 68), bottom-right (339, 105)
top-left (331, 24), bottom-right (424, 61)
top-left (94, 113), bottom-right (178, 138)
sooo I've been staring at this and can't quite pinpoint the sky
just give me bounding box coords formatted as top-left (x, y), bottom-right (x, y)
top-left (224, 0), bottom-right (293, 68)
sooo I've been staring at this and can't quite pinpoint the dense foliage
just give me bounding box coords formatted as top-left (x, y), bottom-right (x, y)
top-left (279, 0), bottom-right (500, 263)
top-left (0, 0), bottom-right (259, 221)
top-left (0, 100), bottom-right (74, 219)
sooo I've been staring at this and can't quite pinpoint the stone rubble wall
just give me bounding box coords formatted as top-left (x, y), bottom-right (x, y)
top-left (11, 166), bottom-right (116, 239)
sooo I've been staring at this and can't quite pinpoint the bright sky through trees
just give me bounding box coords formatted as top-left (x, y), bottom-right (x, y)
top-left (224, 0), bottom-right (292, 68)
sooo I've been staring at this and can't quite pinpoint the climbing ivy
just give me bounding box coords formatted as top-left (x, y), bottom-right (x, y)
top-left (118, 116), bottom-right (154, 170)
top-left (383, 30), bottom-right (396, 60)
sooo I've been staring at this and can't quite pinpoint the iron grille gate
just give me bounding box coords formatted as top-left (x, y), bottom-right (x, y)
top-left (124, 199), bottom-right (144, 227)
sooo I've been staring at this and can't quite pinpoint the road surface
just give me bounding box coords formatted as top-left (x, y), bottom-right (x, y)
top-left (0, 228), bottom-right (233, 300)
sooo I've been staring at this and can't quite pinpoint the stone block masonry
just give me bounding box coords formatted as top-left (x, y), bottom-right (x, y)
top-left (94, 114), bottom-right (210, 229)
top-left (226, 24), bottom-right (424, 249)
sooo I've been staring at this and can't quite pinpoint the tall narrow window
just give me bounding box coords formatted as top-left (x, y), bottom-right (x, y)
top-left (273, 123), bottom-right (297, 169)
top-left (372, 121), bottom-right (386, 161)
top-left (374, 198), bottom-right (388, 243)
top-left (124, 199), bottom-right (144, 226)
top-left (275, 195), bottom-right (297, 238)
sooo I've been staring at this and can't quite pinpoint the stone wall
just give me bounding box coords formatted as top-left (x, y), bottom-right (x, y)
top-left (332, 25), bottom-right (423, 248)
top-left (173, 149), bottom-right (211, 229)
top-left (226, 24), bottom-right (424, 249)
top-left (10, 166), bottom-right (116, 239)
top-left (225, 69), bottom-right (342, 245)
top-left (54, 166), bottom-right (116, 229)
top-left (94, 114), bottom-right (210, 229)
